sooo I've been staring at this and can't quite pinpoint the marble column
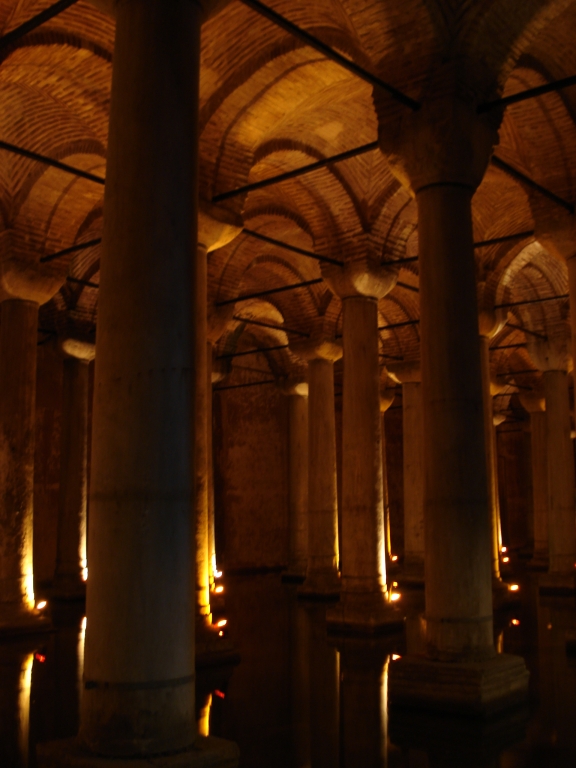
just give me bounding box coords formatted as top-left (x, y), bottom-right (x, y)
top-left (520, 394), bottom-right (548, 569)
top-left (39, 1), bottom-right (238, 763)
top-left (379, 388), bottom-right (395, 566)
top-left (325, 262), bottom-right (401, 630)
top-left (283, 380), bottom-right (309, 582)
top-left (293, 340), bottom-right (341, 598)
top-left (389, 363), bottom-right (424, 583)
top-left (379, 94), bottom-right (528, 711)
top-left (52, 339), bottom-right (95, 600)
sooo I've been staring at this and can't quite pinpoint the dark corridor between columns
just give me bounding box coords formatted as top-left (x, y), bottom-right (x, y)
top-left (3, 569), bottom-right (576, 768)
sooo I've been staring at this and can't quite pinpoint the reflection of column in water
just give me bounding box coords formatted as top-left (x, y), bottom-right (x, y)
top-left (197, 693), bottom-right (212, 737)
top-left (0, 645), bottom-right (33, 767)
top-left (308, 605), bottom-right (339, 768)
top-left (340, 639), bottom-right (389, 768)
top-left (290, 600), bottom-right (311, 768)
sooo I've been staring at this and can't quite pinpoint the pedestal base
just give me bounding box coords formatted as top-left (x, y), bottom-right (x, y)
top-left (326, 591), bottom-right (404, 635)
top-left (37, 736), bottom-right (239, 768)
top-left (388, 653), bottom-right (529, 716)
top-left (539, 571), bottom-right (576, 596)
top-left (298, 570), bottom-right (340, 601)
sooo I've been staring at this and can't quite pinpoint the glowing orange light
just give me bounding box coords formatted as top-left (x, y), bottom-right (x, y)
top-left (547, 623), bottom-right (552, 630)
top-left (392, 581), bottom-right (398, 587)
top-left (501, 546), bottom-right (507, 553)
top-left (216, 619), bottom-right (227, 628)
top-left (509, 584), bottom-right (519, 592)
top-left (511, 619), bottom-right (520, 626)
top-left (214, 586), bottom-right (224, 594)
top-left (502, 556), bottom-right (510, 563)
top-left (34, 653), bottom-right (46, 663)
top-left (391, 555), bottom-right (398, 562)
top-left (36, 601), bottom-right (47, 611)
top-left (214, 689), bottom-right (226, 699)
top-left (218, 631), bottom-right (224, 637)
top-left (390, 592), bottom-right (401, 602)
top-left (81, 616), bottom-right (87, 631)
top-left (214, 570), bottom-right (223, 579)
top-left (391, 654), bottom-right (401, 661)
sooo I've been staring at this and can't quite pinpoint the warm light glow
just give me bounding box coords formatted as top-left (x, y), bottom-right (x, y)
top-left (390, 555), bottom-right (398, 562)
top-left (36, 600), bottom-right (47, 611)
top-left (198, 694), bottom-right (212, 737)
top-left (34, 653), bottom-right (46, 663)
top-left (390, 592), bottom-right (401, 602)
top-left (216, 619), bottom-right (227, 628)
top-left (82, 567), bottom-right (89, 582)
top-left (511, 619), bottom-right (520, 626)
top-left (81, 616), bottom-right (87, 631)
top-left (392, 581), bottom-right (398, 587)
top-left (509, 584), bottom-right (520, 592)
top-left (502, 556), bottom-right (510, 563)
top-left (214, 586), bottom-right (224, 594)
top-left (214, 689), bottom-right (226, 699)
top-left (214, 570), bottom-right (223, 579)
top-left (18, 653), bottom-right (33, 764)
top-left (501, 546), bottom-right (507, 553)
top-left (391, 654), bottom-right (402, 661)
top-left (218, 630), bottom-right (224, 637)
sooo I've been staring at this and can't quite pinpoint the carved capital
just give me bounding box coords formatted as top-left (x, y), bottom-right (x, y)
top-left (519, 393), bottom-right (545, 414)
top-left (324, 259), bottom-right (398, 300)
top-left (387, 361), bottom-right (421, 384)
top-left (60, 337), bottom-right (96, 362)
top-left (198, 200), bottom-right (243, 253)
top-left (279, 376), bottom-right (309, 397)
top-left (291, 337), bottom-right (342, 364)
top-left (0, 230), bottom-right (67, 305)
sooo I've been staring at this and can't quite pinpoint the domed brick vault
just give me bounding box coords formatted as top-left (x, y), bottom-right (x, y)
top-left (4, 0), bottom-right (576, 761)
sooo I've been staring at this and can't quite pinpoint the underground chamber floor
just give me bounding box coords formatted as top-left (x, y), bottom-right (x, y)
top-left (3, 570), bottom-right (576, 767)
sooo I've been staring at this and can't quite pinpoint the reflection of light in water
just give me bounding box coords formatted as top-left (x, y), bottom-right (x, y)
top-left (198, 693), bottom-right (212, 737)
top-left (496, 631), bottom-right (504, 653)
top-left (78, 617), bottom-right (87, 698)
top-left (18, 653), bottom-right (33, 764)
top-left (382, 657), bottom-right (389, 764)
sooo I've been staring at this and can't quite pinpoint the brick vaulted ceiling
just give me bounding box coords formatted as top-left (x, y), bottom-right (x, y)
top-left (2, 0), bottom-right (576, 405)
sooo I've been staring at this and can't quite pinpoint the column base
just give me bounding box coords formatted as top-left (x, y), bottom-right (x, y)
top-left (298, 570), bottom-right (340, 601)
top-left (0, 605), bottom-right (51, 637)
top-left (388, 653), bottom-right (529, 716)
top-left (326, 591), bottom-right (404, 635)
top-left (539, 571), bottom-right (576, 596)
top-left (37, 735), bottom-right (239, 768)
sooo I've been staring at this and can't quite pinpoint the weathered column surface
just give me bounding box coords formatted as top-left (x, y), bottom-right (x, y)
top-left (520, 394), bottom-right (548, 569)
top-left (39, 1), bottom-right (238, 765)
top-left (293, 340), bottom-right (341, 598)
top-left (325, 262), bottom-right (402, 630)
top-left (378, 94), bottom-right (528, 712)
top-left (282, 380), bottom-right (309, 582)
top-left (389, 363), bottom-right (424, 583)
top-left (52, 339), bottom-right (95, 601)
top-left (380, 387), bottom-right (395, 567)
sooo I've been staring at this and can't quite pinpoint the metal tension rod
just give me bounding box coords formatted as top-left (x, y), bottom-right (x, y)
top-left (216, 277), bottom-right (323, 307)
top-left (217, 343), bottom-right (289, 360)
top-left (0, 0), bottom-right (79, 51)
top-left (0, 139), bottom-right (106, 185)
top-left (498, 368), bottom-right (539, 377)
top-left (505, 321), bottom-right (546, 340)
top-left (490, 343), bottom-right (527, 351)
top-left (378, 319), bottom-right (419, 331)
top-left (397, 281), bottom-right (418, 293)
top-left (67, 276), bottom-right (99, 289)
top-left (40, 237), bottom-right (102, 264)
top-left (215, 378), bottom-right (276, 392)
top-left (233, 314), bottom-right (310, 337)
top-left (478, 74), bottom-right (576, 113)
top-left (239, 0), bottom-right (420, 110)
top-left (491, 155), bottom-right (574, 213)
top-left (496, 293), bottom-right (569, 309)
top-left (474, 230), bottom-right (535, 248)
top-left (243, 228), bottom-right (343, 267)
top-left (213, 141), bottom-right (378, 203)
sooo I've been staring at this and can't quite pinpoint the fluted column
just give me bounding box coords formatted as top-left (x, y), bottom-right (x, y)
top-left (293, 340), bottom-right (341, 598)
top-left (52, 339), bottom-right (95, 601)
top-left (520, 394), bottom-right (548, 569)
top-left (324, 262), bottom-right (401, 630)
top-left (282, 380), bottom-right (309, 582)
top-left (379, 93), bottom-right (528, 711)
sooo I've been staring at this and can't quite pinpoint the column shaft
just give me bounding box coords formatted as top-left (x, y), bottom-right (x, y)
top-left (402, 381), bottom-right (424, 576)
top-left (340, 297), bottom-right (387, 607)
top-left (81, 0), bottom-right (200, 755)
top-left (418, 185), bottom-right (493, 659)
top-left (302, 358), bottom-right (339, 594)
top-left (543, 370), bottom-right (576, 574)
top-left (0, 299), bottom-right (39, 622)
top-left (531, 411), bottom-right (548, 564)
top-left (54, 358), bottom-right (90, 597)
top-left (287, 394), bottom-right (308, 578)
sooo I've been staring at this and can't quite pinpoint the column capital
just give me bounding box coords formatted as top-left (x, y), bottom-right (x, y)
top-left (0, 230), bottom-right (67, 305)
top-left (198, 199), bottom-right (243, 253)
top-left (387, 361), bottom-right (421, 384)
top-left (519, 392), bottom-right (545, 414)
top-left (324, 258), bottom-right (398, 300)
top-left (379, 388), bottom-right (395, 413)
top-left (279, 376), bottom-right (309, 397)
top-left (377, 95), bottom-right (501, 194)
top-left (60, 337), bottom-right (96, 362)
top-left (291, 337), bottom-right (342, 364)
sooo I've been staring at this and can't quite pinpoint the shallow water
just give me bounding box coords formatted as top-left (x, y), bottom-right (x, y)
top-left (3, 569), bottom-right (576, 767)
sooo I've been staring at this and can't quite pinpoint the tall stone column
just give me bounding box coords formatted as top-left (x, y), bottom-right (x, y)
top-left (527, 330), bottom-right (576, 590)
top-left (39, 2), bottom-right (238, 763)
top-left (293, 340), bottom-right (341, 598)
top-left (380, 388), bottom-right (395, 566)
top-left (282, 380), bottom-right (309, 582)
top-left (325, 262), bottom-right (401, 630)
top-left (52, 339), bottom-right (95, 601)
top-left (520, 394), bottom-right (548, 569)
top-left (378, 94), bottom-right (528, 711)
top-left (389, 363), bottom-right (424, 583)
